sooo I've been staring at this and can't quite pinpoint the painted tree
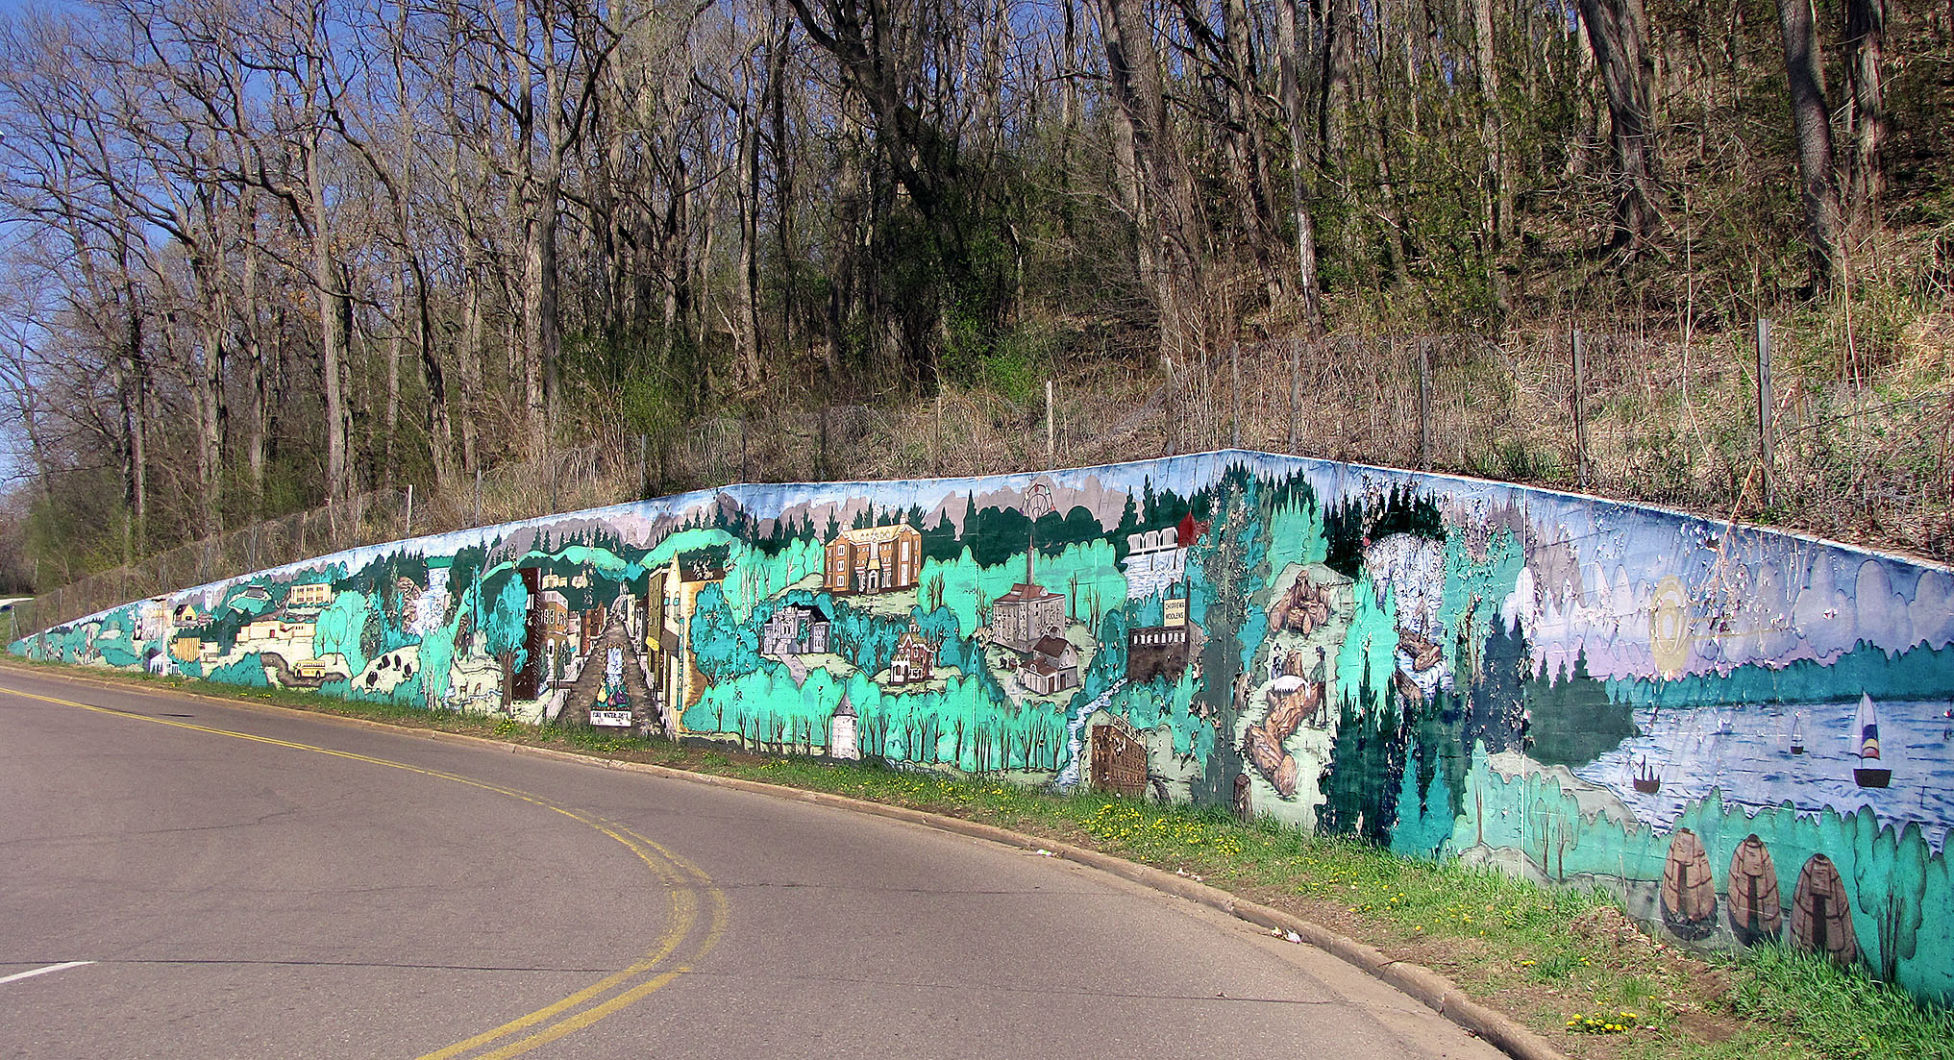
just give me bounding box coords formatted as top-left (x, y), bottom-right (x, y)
top-left (1188, 471), bottom-right (1268, 810)
top-left (481, 574), bottom-right (531, 710)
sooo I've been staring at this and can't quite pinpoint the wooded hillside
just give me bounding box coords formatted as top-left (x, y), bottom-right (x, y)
top-left (0, 0), bottom-right (1949, 601)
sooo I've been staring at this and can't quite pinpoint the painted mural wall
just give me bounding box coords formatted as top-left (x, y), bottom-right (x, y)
top-left (13, 451), bottom-right (1954, 999)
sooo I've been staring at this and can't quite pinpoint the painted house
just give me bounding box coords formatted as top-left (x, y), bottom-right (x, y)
top-left (646, 547), bottom-right (728, 734)
top-left (888, 629), bottom-right (937, 686)
top-left (762, 604), bottom-right (832, 656)
top-left (243, 618), bottom-right (316, 644)
top-left (537, 590), bottom-right (572, 641)
top-left (823, 524), bottom-right (922, 595)
top-left (992, 580), bottom-right (1065, 654)
top-left (288, 581), bottom-right (335, 608)
top-left (1018, 635), bottom-right (1079, 695)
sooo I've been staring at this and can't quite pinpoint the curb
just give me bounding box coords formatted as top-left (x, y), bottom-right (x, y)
top-left (3, 661), bottom-right (1568, 1060)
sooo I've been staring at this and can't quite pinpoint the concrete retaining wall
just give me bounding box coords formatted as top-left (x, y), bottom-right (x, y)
top-left (15, 450), bottom-right (1952, 998)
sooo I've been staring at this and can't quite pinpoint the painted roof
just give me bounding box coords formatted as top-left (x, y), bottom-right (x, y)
top-left (1033, 635), bottom-right (1072, 659)
top-left (833, 523), bottom-right (919, 546)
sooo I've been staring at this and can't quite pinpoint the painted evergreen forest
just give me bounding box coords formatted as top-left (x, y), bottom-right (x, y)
top-left (15, 450), bottom-right (1954, 1001)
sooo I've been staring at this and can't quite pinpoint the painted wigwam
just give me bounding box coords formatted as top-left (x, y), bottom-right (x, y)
top-left (14, 450), bottom-right (1954, 1004)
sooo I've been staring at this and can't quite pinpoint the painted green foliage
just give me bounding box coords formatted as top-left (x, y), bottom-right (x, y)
top-left (315, 591), bottom-right (372, 674)
top-left (918, 539), bottom-right (1125, 641)
top-left (1525, 650), bottom-right (1635, 767)
top-left (1318, 672), bottom-right (1407, 842)
top-left (1391, 732), bottom-right (1456, 859)
top-left (1189, 470), bottom-right (1269, 809)
top-left (1335, 575), bottom-right (1400, 714)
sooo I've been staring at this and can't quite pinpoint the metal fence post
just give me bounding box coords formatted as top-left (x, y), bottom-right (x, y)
top-left (1046, 379), bottom-right (1055, 463)
top-left (1164, 357), bottom-right (1177, 458)
top-left (1229, 342), bottom-right (1242, 449)
top-left (1418, 338), bottom-right (1433, 471)
top-left (1758, 317), bottom-right (1775, 510)
top-left (1572, 328), bottom-right (1590, 491)
top-left (1287, 338), bottom-right (1301, 453)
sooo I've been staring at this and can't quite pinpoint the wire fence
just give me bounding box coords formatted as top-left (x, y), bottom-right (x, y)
top-left (13, 324), bottom-right (1951, 637)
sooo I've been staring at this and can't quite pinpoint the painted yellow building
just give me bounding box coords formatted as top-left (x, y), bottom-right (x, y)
top-left (644, 548), bottom-right (728, 735)
top-left (288, 582), bottom-right (334, 608)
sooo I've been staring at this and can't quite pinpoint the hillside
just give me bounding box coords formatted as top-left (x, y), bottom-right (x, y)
top-left (0, 0), bottom-right (1949, 617)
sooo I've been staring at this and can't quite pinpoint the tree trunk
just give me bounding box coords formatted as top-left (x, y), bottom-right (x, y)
top-left (385, 280), bottom-right (402, 485)
top-left (1842, 0), bottom-right (1886, 230)
top-left (1576, 0), bottom-right (1661, 253)
top-left (736, 86), bottom-right (762, 390)
top-left (1317, 0), bottom-right (1354, 172)
top-left (306, 131), bottom-right (352, 502)
top-left (1220, 0), bottom-right (1281, 301)
top-left (458, 254), bottom-right (483, 475)
top-left (123, 286), bottom-right (149, 532)
top-left (769, 5), bottom-right (798, 360)
top-left (1275, 0), bottom-right (1324, 335)
top-left (1099, 0), bottom-right (1202, 361)
top-left (241, 211), bottom-right (268, 507)
top-left (1778, 0), bottom-right (1844, 294)
top-left (412, 254), bottom-right (455, 491)
top-left (522, 191), bottom-right (560, 463)
top-left (1474, 0), bottom-right (1512, 248)
top-left (196, 300), bottom-right (227, 537)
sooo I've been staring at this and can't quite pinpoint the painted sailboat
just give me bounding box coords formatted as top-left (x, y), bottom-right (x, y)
top-left (1633, 756), bottom-right (1662, 794)
top-left (1790, 712), bottom-right (1806, 755)
top-left (1853, 693), bottom-right (1891, 788)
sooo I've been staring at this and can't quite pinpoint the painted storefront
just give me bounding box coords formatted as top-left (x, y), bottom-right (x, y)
top-left (13, 451), bottom-right (1954, 998)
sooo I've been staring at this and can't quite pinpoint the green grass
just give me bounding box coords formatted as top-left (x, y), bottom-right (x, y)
top-left (10, 655), bottom-right (1954, 1060)
top-left (1731, 945), bottom-right (1954, 1060)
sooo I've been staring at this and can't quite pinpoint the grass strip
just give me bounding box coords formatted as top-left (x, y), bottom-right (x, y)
top-left (11, 659), bottom-right (1953, 1060)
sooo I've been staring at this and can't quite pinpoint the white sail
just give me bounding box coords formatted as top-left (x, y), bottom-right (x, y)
top-left (1857, 692), bottom-right (1881, 761)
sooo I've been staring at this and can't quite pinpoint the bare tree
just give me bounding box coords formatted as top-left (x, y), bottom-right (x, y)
top-left (1779, 0), bottom-right (1844, 293)
top-left (1842, 0), bottom-right (1886, 231)
top-left (1576, 0), bottom-right (1661, 254)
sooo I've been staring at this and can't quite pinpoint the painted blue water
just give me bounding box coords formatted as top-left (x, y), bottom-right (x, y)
top-left (1572, 698), bottom-right (1954, 849)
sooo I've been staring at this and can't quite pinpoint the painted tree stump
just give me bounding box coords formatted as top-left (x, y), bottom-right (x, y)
top-left (1791, 854), bottom-right (1859, 966)
top-left (1726, 834), bottom-right (1783, 946)
top-left (1661, 828), bottom-right (1717, 940)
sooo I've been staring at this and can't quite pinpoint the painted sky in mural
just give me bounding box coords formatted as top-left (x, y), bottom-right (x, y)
top-left (14, 450), bottom-right (1953, 1001)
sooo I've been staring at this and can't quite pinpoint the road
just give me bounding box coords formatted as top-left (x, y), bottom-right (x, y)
top-left (0, 664), bottom-right (1506, 1060)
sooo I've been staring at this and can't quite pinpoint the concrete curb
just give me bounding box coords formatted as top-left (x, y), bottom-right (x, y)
top-left (4, 661), bottom-right (1568, 1060)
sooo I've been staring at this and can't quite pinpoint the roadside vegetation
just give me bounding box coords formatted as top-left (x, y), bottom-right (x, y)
top-left (11, 656), bottom-right (1952, 1060)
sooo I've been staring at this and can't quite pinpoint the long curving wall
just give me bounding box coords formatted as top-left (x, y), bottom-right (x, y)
top-left (14, 451), bottom-right (1954, 998)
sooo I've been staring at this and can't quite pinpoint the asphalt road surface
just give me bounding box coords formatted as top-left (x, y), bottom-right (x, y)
top-left (0, 665), bottom-right (1507, 1060)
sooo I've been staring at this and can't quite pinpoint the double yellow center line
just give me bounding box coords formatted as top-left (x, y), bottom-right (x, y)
top-left (1, 683), bottom-right (727, 1059)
